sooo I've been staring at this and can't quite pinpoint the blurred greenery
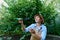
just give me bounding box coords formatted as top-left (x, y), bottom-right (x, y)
top-left (0, 0), bottom-right (60, 40)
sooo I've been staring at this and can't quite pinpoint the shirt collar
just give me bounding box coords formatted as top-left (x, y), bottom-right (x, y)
top-left (34, 23), bottom-right (44, 27)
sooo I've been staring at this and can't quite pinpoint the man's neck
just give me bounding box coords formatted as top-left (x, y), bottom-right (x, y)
top-left (36, 22), bottom-right (41, 27)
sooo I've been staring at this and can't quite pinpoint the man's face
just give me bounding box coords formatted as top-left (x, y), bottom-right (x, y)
top-left (34, 16), bottom-right (41, 23)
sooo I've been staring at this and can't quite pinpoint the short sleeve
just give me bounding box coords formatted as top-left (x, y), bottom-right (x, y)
top-left (41, 26), bottom-right (47, 40)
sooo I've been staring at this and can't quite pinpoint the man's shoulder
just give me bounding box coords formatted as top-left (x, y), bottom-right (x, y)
top-left (41, 24), bottom-right (47, 30)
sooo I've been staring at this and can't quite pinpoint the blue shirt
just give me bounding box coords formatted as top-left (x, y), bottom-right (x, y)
top-left (25, 23), bottom-right (47, 40)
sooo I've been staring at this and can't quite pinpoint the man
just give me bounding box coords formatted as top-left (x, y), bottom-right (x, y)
top-left (18, 14), bottom-right (47, 40)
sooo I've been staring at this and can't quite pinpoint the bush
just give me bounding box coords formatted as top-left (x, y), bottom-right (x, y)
top-left (0, 0), bottom-right (59, 38)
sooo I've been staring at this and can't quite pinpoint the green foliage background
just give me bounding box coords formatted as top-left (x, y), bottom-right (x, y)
top-left (0, 0), bottom-right (60, 37)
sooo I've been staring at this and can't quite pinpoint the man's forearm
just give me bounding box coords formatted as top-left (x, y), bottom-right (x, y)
top-left (32, 33), bottom-right (41, 40)
top-left (21, 24), bottom-right (25, 31)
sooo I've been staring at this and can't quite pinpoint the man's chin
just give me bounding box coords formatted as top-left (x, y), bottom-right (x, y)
top-left (35, 21), bottom-right (40, 23)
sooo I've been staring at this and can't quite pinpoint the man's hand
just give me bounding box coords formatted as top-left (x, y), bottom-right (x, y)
top-left (30, 29), bottom-right (41, 40)
top-left (18, 20), bottom-right (23, 24)
top-left (30, 29), bottom-right (36, 34)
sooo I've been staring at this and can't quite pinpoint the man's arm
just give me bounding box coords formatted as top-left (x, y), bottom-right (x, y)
top-left (32, 33), bottom-right (41, 40)
top-left (18, 20), bottom-right (26, 31)
top-left (30, 29), bottom-right (41, 40)
top-left (30, 26), bottom-right (47, 40)
top-left (21, 23), bottom-right (26, 31)
top-left (19, 20), bottom-right (34, 32)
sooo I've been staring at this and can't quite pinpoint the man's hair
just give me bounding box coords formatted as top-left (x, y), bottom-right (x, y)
top-left (34, 14), bottom-right (44, 24)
